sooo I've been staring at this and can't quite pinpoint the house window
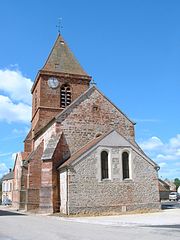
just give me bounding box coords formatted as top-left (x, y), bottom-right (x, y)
top-left (122, 151), bottom-right (129, 179)
top-left (101, 151), bottom-right (109, 180)
top-left (60, 84), bottom-right (71, 108)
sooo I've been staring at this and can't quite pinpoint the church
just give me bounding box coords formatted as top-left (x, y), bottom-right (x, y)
top-left (13, 34), bottom-right (160, 214)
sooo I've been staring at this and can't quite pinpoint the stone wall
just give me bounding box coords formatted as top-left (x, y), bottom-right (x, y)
top-left (67, 147), bottom-right (160, 214)
top-left (34, 88), bottom-right (135, 156)
top-left (59, 89), bottom-right (135, 155)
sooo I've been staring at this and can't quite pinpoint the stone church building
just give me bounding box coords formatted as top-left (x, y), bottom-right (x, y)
top-left (13, 34), bottom-right (160, 214)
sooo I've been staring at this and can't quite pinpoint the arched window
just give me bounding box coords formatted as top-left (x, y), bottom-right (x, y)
top-left (101, 151), bottom-right (109, 180)
top-left (122, 152), bottom-right (129, 179)
top-left (60, 84), bottom-right (71, 108)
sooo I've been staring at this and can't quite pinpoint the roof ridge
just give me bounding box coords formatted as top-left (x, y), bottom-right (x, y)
top-left (68, 129), bottom-right (114, 157)
top-left (58, 129), bottom-right (116, 169)
top-left (42, 34), bottom-right (89, 76)
top-left (58, 129), bottom-right (159, 170)
top-left (36, 84), bottom-right (134, 138)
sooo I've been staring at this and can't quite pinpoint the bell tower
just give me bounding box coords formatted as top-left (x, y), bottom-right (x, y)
top-left (31, 34), bottom-right (92, 136)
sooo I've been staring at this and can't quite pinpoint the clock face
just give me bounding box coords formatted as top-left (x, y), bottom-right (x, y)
top-left (48, 77), bottom-right (59, 89)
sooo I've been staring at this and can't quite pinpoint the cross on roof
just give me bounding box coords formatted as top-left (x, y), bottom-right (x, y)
top-left (56, 18), bottom-right (63, 35)
top-left (91, 79), bottom-right (97, 85)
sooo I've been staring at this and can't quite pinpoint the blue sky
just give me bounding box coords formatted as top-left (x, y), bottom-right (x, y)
top-left (0, 0), bottom-right (179, 179)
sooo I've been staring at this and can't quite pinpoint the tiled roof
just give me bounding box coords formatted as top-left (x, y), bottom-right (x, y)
top-left (41, 133), bottom-right (62, 160)
top-left (159, 178), bottom-right (170, 191)
top-left (2, 171), bottom-right (14, 181)
top-left (42, 34), bottom-right (89, 76)
top-left (58, 132), bottom-right (107, 169)
top-left (58, 130), bottom-right (159, 170)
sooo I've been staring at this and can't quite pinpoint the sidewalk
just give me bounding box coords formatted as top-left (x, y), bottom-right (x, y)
top-left (58, 209), bottom-right (180, 227)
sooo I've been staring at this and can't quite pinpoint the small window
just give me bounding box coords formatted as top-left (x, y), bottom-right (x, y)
top-left (60, 84), bottom-right (71, 108)
top-left (101, 151), bottom-right (109, 180)
top-left (122, 152), bottom-right (129, 179)
top-left (34, 90), bottom-right (38, 111)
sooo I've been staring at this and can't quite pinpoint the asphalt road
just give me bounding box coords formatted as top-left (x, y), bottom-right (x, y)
top-left (0, 206), bottom-right (180, 240)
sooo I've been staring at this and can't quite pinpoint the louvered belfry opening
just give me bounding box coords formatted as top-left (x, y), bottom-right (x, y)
top-left (60, 84), bottom-right (71, 108)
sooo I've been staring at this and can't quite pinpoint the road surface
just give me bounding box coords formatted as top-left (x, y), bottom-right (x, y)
top-left (0, 206), bottom-right (180, 240)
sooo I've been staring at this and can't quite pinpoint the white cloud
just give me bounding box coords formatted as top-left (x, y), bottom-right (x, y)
top-left (134, 118), bottom-right (159, 123)
top-left (139, 136), bottom-right (163, 150)
top-left (11, 153), bottom-right (17, 162)
top-left (0, 163), bottom-right (8, 178)
top-left (0, 68), bottom-right (32, 124)
top-left (0, 69), bottom-right (33, 104)
top-left (175, 162), bottom-right (180, 167)
top-left (139, 134), bottom-right (180, 179)
top-left (0, 95), bottom-right (31, 123)
top-left (169, 134), bottom-right (180, 148)
top-left (12, 127), bottom-right (30, 135)
top-left (0, 152), bottom-right (12, 157)
top-left (158, 162), bottom-right (167, 168)
top-left (157, 154), bottom-right (179, 161)
top-left (139, 134), bottom-right (180, 161)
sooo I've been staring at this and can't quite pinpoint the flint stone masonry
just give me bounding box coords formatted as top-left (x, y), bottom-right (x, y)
top-left (66, 146), bottom-right (160, 214)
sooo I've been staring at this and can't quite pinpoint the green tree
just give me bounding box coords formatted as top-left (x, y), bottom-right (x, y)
top-left (174, 178), bottom-right (180, 190)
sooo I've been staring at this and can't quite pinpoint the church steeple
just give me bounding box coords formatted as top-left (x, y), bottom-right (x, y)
top-left (42, 34), bottom-right (88, 76)
top-left (31, 34), bottom-right (91, 137)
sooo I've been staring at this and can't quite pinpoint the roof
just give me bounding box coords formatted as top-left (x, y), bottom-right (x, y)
top-left (2, 171), bottom-right (14, 181)
top-left (22, 143), bottom-right (43, 166)
top-left (159, 178), bottom-right (171, 191)
top-left (58, 130), bottom-right (159, 170)
top-left (42, 34), bottom-right (89, 76)
top-left (41, 133), bottom-right (62, 160)
top-left (58, 132), bottom-right (108, 169)
top-left (13, 152), bottom-right (30, 171)
top-left (24, 129), bottom-right (32, 142)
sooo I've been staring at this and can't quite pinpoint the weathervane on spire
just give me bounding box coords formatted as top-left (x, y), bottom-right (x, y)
top-left (91, 79), bottom-right (97, 86)
top-left (56, 18), bottom-right (63, 35)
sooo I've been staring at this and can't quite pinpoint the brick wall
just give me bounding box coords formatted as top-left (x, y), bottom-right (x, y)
top-left (31, 74), bottom-right (90, 135)
top-left (24, 130), bottom-right (32, 153)
top-left (26, 141), bottom-right (44, 211)
top-left (40, 133), bottom-right (70, 213)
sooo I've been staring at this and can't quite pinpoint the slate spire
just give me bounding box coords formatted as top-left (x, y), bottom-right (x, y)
top-left (42, 34), bottom-right (88, 76)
